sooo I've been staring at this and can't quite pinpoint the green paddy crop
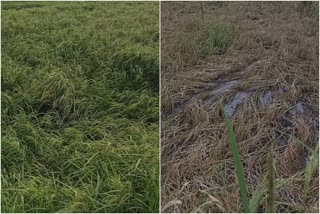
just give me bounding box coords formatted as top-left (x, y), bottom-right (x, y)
top-left (1, 1), bottom-right (159, 213)
top-left (224, 111), bottom-right (319, 213)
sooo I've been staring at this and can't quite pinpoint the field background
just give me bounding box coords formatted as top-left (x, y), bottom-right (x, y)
top-left (161, 1), bottom-right (319, 213)
top-left (1, 1), bottom-right (159, 213)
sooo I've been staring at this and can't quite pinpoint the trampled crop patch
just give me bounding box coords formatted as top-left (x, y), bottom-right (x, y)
top-left (161, 2), bottom-right (319, 213)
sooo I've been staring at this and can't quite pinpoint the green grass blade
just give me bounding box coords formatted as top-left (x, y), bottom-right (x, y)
top-left (278, 130), bottom-right (319, 160)
top-left (249, 191), bottom-right (264, 213)
top-left (295, 141), bottom-right (319, 160)
top-left (223, 110), bottom-right (250, 213)
top-left (302, 143), bottom-right (319, 203)
top-left (266, 146), bottom-right (275, 213)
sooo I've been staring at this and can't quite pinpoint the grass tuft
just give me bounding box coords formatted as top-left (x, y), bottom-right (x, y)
top-left (266, 145), bottom-right (275, 213)
top-left (202, 23), bottom-right (234, 55)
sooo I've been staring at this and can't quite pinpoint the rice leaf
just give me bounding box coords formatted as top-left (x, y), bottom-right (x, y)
top-left (223, 110), bottom-right (250, 213)
top-left (249, 191), bottom-right (264, 213)
top-left (302, 143), bottom-right (319, 202)
top-left (267, 146), bottom-right (275, 213)
top-left (278, 130), bottom-right (319, 160)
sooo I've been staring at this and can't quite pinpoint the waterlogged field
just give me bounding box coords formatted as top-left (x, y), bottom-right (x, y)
top-left (1, 1), bottom-right (159, 213)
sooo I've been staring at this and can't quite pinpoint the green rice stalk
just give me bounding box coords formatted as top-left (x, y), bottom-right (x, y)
top-left (249, 191), bottom-right (264, 213)
top-left (223, 110), bottom-right (250, 213)
top-left (266, 144), bottom-right (275, 213)
top-left (278, 130), bottom-right (319, 160)
top-left (302, 143), bottom-right (319, 203)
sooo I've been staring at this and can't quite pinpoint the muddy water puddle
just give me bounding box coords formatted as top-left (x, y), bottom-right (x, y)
top-left (224, 91), bottom-right (253, 117)
top-left (170, 80), bottom-right (241, 115)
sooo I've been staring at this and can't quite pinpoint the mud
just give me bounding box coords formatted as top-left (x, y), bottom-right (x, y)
top-left (292, 102), bottom-right (304, 115)
top-left (259, 87), bottom-right (288, 108)
top-left (169, 80), bottom-right (241, 116)
top-left (224, 91), bottom-right (253, 117)
top-left (202, 80), bottom-right (241, 107)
